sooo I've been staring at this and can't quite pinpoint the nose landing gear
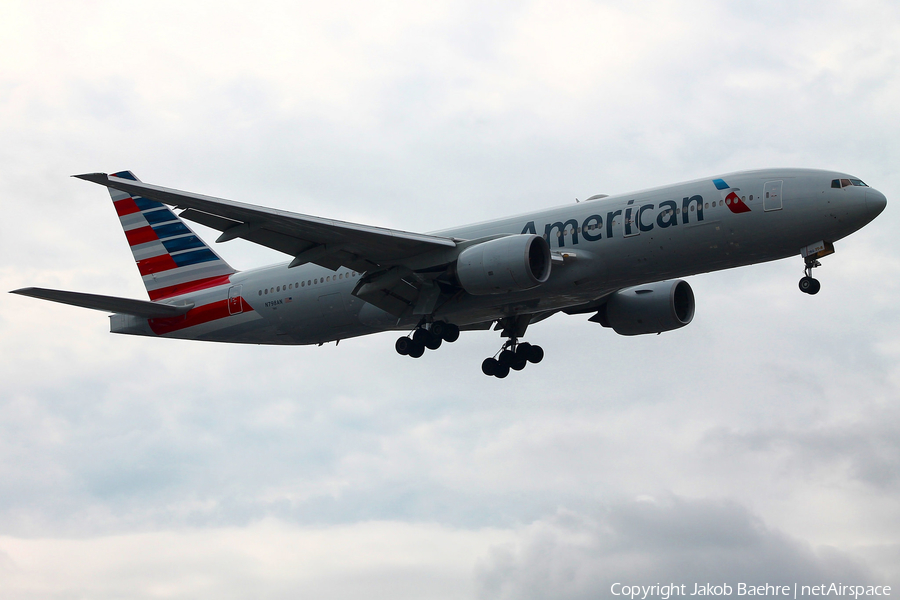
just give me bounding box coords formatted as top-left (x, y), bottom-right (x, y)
top-left (799, 257), bottom-right (822, 295)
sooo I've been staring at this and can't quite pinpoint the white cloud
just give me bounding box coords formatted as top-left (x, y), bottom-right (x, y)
top-left (0, 520), bottom-right (513, 600)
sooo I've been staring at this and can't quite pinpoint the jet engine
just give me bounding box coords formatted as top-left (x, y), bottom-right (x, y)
top-left (592, 279), bottom-right (695, 335)
top-left (456, 234), bottom-right (551, 295)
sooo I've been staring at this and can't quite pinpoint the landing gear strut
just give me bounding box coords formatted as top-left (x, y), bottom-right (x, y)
top-left (395, 321), bottom-right (460, 359)
top-left (799, 257), bottom-right (821, 295)
top-left (481, 338), bottom-right (544, 378)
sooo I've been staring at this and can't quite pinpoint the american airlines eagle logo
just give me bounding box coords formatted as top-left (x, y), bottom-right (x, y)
top-left (713, 178), bottom-right (752, 213)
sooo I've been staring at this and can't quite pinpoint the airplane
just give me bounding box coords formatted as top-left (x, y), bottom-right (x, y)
top-left (11, 168), bottom-right (887, 378)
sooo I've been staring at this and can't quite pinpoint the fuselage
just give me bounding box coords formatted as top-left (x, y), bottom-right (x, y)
top-left (109, 168), bottom-right (887, 344)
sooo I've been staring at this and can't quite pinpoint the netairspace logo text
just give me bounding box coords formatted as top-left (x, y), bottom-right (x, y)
top-left (610, 583), bottom-right (892, 600)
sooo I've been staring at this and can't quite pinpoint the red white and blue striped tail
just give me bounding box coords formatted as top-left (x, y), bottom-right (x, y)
top-left (108, 171), bottom-right (237, 301)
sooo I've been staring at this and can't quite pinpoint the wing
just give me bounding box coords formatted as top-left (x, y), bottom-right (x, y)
top-left (74, 172), bottom-right (464, 317)
top-left (74, 173), bottom-right (457, 273)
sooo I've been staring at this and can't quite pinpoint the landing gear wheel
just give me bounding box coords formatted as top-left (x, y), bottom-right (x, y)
top-left (424, 331), bottom-right (442, 350)
top-left (408, 341), bottom-right (425, 358)
top-left (482, 358), bottom-right (498, 376)
top-left (413, 329), bottom-right (429, 345)
top-left (511, 358), bottom-right (527, 371)
top-left (494, 364), bottom-right (510, 378)
top-left (799, 276), bottom-right (821, 295)
top-left (498, 349), bottom-right (516, 367)
top-left (527, 345), bottom-right (544, 364)
top-left (515, 342), bottom-right (532, 360)
top-left (395, 337), bottom-right (411, 355)
top-left (442, 323), bottom-right (460, 343)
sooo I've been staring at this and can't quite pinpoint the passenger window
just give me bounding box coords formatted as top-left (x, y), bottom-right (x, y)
top-left (258, 290), bottom-right (262, 296)
top-left (264, 289), bottom-right (268, 295)
top-left (749, 195), bottom-right (753, 201)
top-left (277, 286), bottom-right (280, 292)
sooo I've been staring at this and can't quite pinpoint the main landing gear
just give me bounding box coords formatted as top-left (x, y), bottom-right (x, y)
top-left (481, 339), bottom-right (544, 378)
top-left (799, 257), bottom-right (822, 295)
top-left (395, 320), bottom-right (460, 359)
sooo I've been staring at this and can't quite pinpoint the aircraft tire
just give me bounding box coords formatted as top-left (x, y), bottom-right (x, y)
top-left (511, 359), bottom-right (527, 371)
top-left (395, 337), bottom-right (411, 355)
top-left (809, 278), bottom-right (821, 295)
top-left (430, 321), bottom-right (446, 339)
top-left (527, 345), bottom-right (544, 364)
top-left (482, 358), bottom-right (498, 376)
top-left (408, 341), bottom-right (425, 358)
top-left (498, 349), bottom-right (516, 367)
top-left (494, 364), bottom-right (510, 378)
top-left (799, 276), bottom-right (815, 294)
top-left (413, 328), bottom-right (429, 344)
top-left (442, 324), bottom-right (460, 343)
top-left (424, 332), bottom-right (442, 350)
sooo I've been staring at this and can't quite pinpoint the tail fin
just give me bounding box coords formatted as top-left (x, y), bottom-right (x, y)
top-left (108, 171), bottom-right (237, 300)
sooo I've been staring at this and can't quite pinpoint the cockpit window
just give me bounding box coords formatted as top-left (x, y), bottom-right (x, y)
top-left (832, 178), bottom-right (867, 188)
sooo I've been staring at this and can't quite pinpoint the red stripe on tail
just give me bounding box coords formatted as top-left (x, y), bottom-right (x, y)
top-left (114, 197), bottom-right (140, 216)
top-left (138, 254), bottom-right (178, 275)
top-left (125, 226), bottom-right (158, 246)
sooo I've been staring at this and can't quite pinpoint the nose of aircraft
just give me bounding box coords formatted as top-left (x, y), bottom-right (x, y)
top-left (866, 189), bottom-right (888, 218)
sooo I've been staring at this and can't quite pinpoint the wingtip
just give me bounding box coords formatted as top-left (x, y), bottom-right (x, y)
top-left (72, 172), bottom-right (110, 184)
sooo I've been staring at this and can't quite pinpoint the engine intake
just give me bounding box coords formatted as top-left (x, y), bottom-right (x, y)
top-left (456, 234), bottom-right (551, 295)
top-left (592, 280), bottom-right (695, 335)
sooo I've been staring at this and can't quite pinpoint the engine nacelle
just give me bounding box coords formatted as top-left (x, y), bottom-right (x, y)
top-left (456, 234), bottom-right (551, 295)
top-left (593, 279), bottom-right (695, 336)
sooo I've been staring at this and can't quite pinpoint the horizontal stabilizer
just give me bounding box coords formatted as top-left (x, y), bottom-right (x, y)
top-left (10, 287), bottom-right (193, 318)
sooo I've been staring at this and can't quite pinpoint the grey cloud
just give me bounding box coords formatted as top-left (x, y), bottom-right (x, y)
top-left (476, 498), bottom-right (877, 600)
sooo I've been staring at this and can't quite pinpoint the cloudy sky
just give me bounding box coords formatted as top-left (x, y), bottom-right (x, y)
top-left (1, 1), bottom-right (899, 598)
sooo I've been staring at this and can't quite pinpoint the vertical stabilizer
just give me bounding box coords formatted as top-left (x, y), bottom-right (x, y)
top-left (108, 171), bottom-right (237, 300)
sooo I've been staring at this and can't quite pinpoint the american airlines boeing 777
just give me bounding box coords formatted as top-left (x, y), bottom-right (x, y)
top-left (12, 169), bottom-right (886, 378)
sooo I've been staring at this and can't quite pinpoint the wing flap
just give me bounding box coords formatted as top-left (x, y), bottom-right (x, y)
top-left (10, 287), bottom-right (194, 318)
